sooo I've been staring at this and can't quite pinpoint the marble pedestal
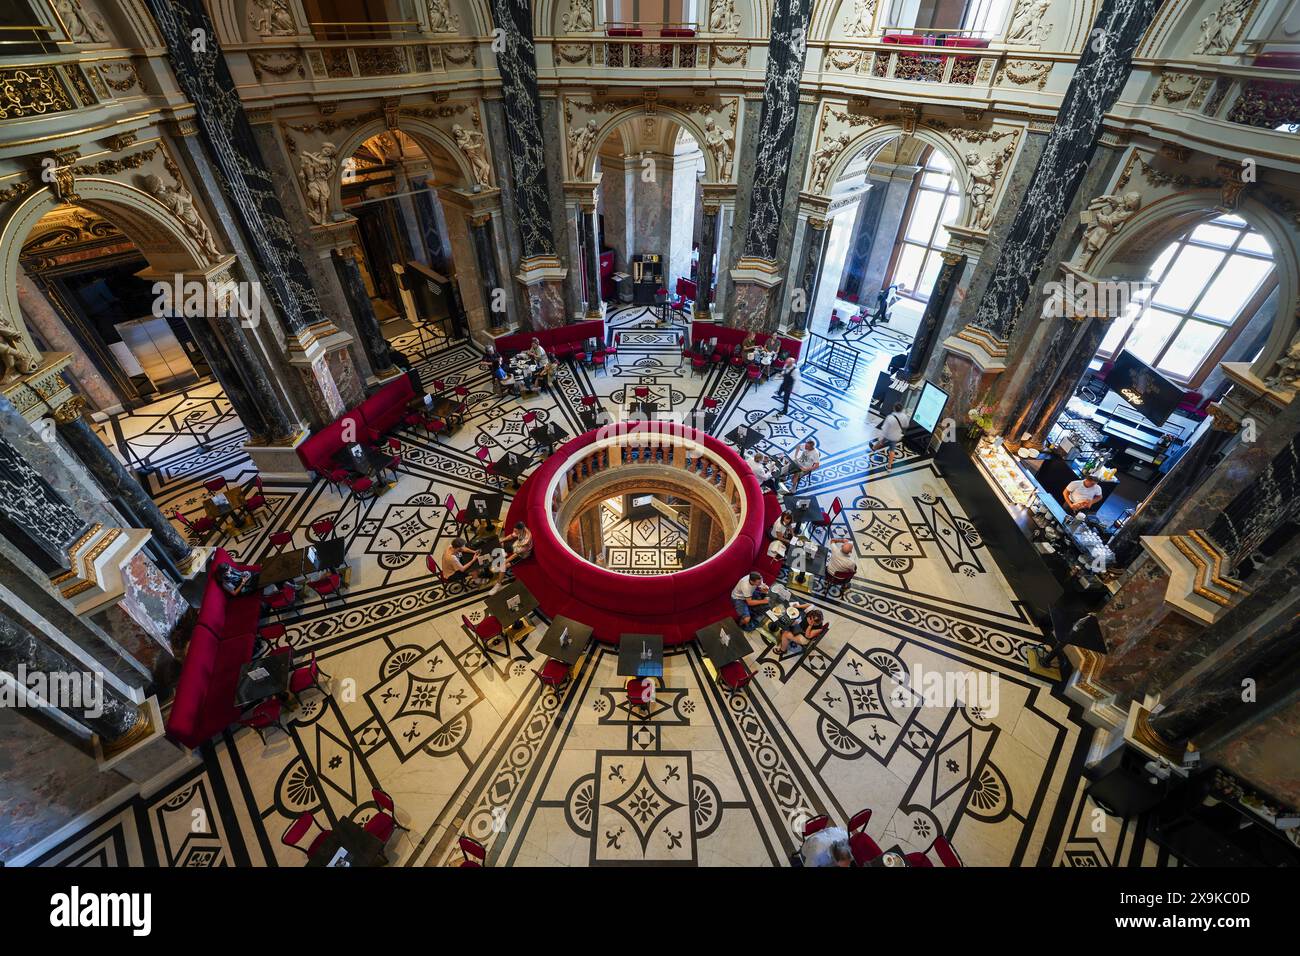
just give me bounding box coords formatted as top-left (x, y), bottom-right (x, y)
top-left (94, 696), bottom-right (196, 785)
top-left (244, 432), bottom-right (311, 481)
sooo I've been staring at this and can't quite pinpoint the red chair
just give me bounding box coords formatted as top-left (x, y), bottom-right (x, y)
top-left (282, 811), bottom-right (330, 858)
top-left (625, 677), bottom-right (655, 714)
top-left (173, 510), bottom-right (216, 542)
top-left (691, 353), bottom-right (709, 375)
top-left (289, 651), bottom-right (332, 700)
top-left (425, 554), bottom-right (441, 577)
top-left (904, 851), bottom-right (935, 867)
top-left (634, 386), bottom-right (650, 400)
top-left (826, 569), bottom-right (855, 597)
top-left (258, 623), bottom-right (287, 652)
top-left (718, 660), bottom-right (754, 692)
top-left (204, 477), bottom-right (226, 493)
top-left (432, 378), bottom-right (446, 396)
top-left (847, 808), bottom-right (883, 865)
top-left (462, 616), bottom-right (501, 660)
top-left (813, 497), bottom-right (844, 540)
top-left (475, 446), bottom-right (503, 487)
top-left (262, 583), bottom-right (299, 618)
top-left (348, 475), bottom-right (377, 500)
top-left (239, 697), bottom-right (288, 744)
top-left (458, 835), bottom-right (487, 867)
top-left (307, 571), bottom-right (345, 605)
top-left (932, 835), bottom-right (963, 867)
top-left (323, 466), bottom-right (351, 494)
top-left (746, 363), bottom-right (762, 383)
top-left (268, 530), bottom-right (294, 551)
top-left (444, 493), bottom-right (469, 533)
top-left (423, 415), bottom-right (449, 440)
top-left (311, 518), bottom-right (335, 539)
top-left (244, 489), bottom-right (268, 524)
top-left (702, 397), bottom-right (720, 411)
top-left (363, 787), bottom-right (409, 844)
top-left (580, 394), bottom-right (598, 408)
top-left (802, 814), bottom-right (831, 838)
top-left (712, 344), bottom-right (731, 367)
top-left (535, 659), bottom-right (570, 687)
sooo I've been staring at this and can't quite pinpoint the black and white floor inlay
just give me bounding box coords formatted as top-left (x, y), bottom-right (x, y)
top-left (37, 306), bottom-right (1171, 868)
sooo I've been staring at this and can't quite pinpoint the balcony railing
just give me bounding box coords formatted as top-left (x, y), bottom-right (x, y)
top-left (307, 19), bottom-right (423, 41)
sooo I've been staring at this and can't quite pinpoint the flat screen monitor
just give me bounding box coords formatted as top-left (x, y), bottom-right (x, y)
top-left (912, 381), bottom-right (948, 436)
top-left (1105, 350), bottom-right (1183, 426)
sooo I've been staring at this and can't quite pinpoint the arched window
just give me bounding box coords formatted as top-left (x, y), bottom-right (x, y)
top-left (1097, 214), bottom-right (1276, 386)
top-left (888, 148), bottom-right (960, 302)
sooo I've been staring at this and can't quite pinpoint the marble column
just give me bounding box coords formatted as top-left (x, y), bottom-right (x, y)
top-left (0, 605), bottom-right (142, 741)
top-left (17, 269), bottom-right (118, 412)
top-left (695, 205), bottom-right (719, 319)
top-left (143, 0), bottom-right (361, 419)
top-left (1108, 419), bottom-right (1235, 565)
top-left (969, 0), bottom-right (1160, 343)
top-left (54, 399), bottom-right (192, 571)
top-left (1148, 556), bottom-right (1300, 746)
top-left (1008, 316), bottom-right (1111, 447)
top-left (904, 252), bottom-right (965, 382)
top-left (212, 318), bottom-right (299, 445)
top-left (470, 214), bottom-right (507, 332)
top-left (332, 249), bottom-right (398, 382)
top-left (486, 0), bottom-right (558, 261)
top-left (179, 313), bottom-right (270, 442)
top-left (580, 206), bottom-right (603, 318)
top-left (790, 217), bottom-right (831, 335)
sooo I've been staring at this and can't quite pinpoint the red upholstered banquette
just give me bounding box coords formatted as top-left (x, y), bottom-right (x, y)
top-left (296, 373), bottom-right (418, 473)
top-left (493, 319), bottom-right (608, 362)
top-left (166, 548), bottom-right (260, 749)
top-left (505, 423), bottom-right (766, 645)
top-left (690, 321), bottom-right (802, 360)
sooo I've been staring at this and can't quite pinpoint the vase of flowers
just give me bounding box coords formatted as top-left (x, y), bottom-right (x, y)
top-left (966, 402), bottom-right (995, 439)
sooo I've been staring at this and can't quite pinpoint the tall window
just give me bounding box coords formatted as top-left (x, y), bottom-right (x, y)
top-left (1097, 214), bottom-right (1276, 385)
top-left (963, 0), bottom-right (1014, 37)
top-left (889, 149), bottom-right (960, 301)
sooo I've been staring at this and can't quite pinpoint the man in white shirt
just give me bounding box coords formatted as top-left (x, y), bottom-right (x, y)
top-left (872, 402), bottom-right (911, 472)
top-left (789, 439), bottom-right (820, 492)
top-left (1063, 476), bottom-right (1103, 513)
top-left (730, 571), bottom-right (769, 629)
top-left (826, 538), bottom-right (857, 577)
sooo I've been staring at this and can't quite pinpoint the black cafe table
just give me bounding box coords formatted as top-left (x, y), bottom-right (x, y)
top-left (784, 539), bottom-right (828, 589)
top-left (484, 579), bottom-right (539, 633)
top-left (579, 408), bottom-right (613, 431)
top-left (258, 537), bottom-right (348, 587)
top-left (696, 618), bottom-right (753, 669)
top-left (306, 817), bottom-right (387, 868)
top-left (495, 450), bottom-right (532, 485)
top-left (537, 615), bottom-right (594, 665)
top-left (235, 653), bottom-right (292, 707)
top-left (334, 445), bottom-right (393, 479)
top-left (530, 422), bottom-right (569, 453)
top-left (783, 493), bottom-right (824, 526)
top-left (626, 401), bottom-right (659, 420)
top-left (618, 633), bottom-right (664, 679)
top-left (685, 409), bottom-right (717, 433)
top-left (465, 491), bottom-right (504, 524)
top-left (726, 425), bottom-right (763, 452)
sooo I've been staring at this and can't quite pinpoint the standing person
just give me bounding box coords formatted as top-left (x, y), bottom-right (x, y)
top-left (775, 357), bottom-right (797, 417)
top-left (871, 402), bottom-right (911, 472)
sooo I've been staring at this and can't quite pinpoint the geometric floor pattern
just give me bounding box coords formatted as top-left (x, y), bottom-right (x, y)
top-left (28, 306), bottom-right (1170, 867)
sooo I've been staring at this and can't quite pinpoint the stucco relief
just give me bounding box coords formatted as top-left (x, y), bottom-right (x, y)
top-left (562, 96), bottom-right (741, 183)
top-left (248, 0), bottom-right (295, 36)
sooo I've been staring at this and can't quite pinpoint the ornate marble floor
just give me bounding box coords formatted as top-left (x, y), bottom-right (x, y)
top-left (26, 306), bottom-right (1177, 868)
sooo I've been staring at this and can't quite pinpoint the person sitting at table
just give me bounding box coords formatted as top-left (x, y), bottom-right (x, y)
top-left (502, 520), bottom-right (533, 565)
top-left (770, 510), bottom-right (796, 543)
top-left (788, 439), bottom-right (821, 492)
top-left (760, 340), bottom-right (778, 380)
top-left (826, 538), bottom-right (857, 578)
top-left (776, 606), bottom-right (828, 656)
top-left (492, 357), bottom-right (522, 398)
top-left (1063, 475), bottom-right (1103, 515)
top-left (730, 571), bottom-right (769, 630)
top-left (527, 337), bottom-right (547, 365)
top-left (440, 538), bottom-right (481, 581)
top-left (800, 826), bottom-right (853, 867)
top-left (216, 562), bottom-right (259, 596)
top-left (747, 451), bottom-right (775, 489)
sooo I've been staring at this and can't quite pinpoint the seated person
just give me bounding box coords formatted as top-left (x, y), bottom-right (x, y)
top-left (788, 439), bottom-right (821, 492)
top-left (526, 338), bottom-right (547, 366)
top-left (1063, 475), bottom-right (1103, 514)
top-left (480, 342), bottom-right (500, 370)
top-left (216, 562), bottom-right (259, 596)
top-left (747, 451), bottom-right (774, 488)
top-left (502, 520), bottom-right (533, 564)
top-left (492, 358), bottom-right (521, 397)
top-left (770, 510), bottom-right (796, 543)
top-left (826, 538), bottom-right (857, 579)
top-left (440, 538), bottom-right (481, 581)
top-left (776, 606), bottom-right (828, 656)
top-left (800, 826), bottom-right (852, 867)
top-left (760, 340), bottom-right (778, 378)
top-left (730, 571), bottom-right (769, 629)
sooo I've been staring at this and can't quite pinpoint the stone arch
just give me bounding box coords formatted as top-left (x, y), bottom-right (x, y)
top-left (540, 0), bottom-right (771, 35)
top-left (0, 177), bottom-right (217, 362)
top-left (576, 106), bottom-right (720, 183)
top-left (327, 117), bottom-right (480, 223)
top-left (812, 122), bottom-right (969, 225)
top-left (1084, 190), bottom-right (1300, 376)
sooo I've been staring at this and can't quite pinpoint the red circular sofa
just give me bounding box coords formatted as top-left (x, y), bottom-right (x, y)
top-left (504, 421), bottom-right (776, 646)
